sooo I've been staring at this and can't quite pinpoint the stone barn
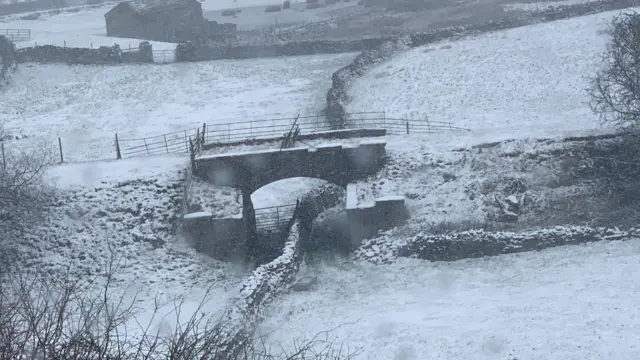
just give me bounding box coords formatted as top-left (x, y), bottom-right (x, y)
top-left (104, 0), bottom-right (237, 43)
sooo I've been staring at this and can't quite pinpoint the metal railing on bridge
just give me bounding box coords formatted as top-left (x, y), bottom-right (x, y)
top-left (200, 112), bottom-right (469, 146)
top-left (115, 112), bottom-right (469, 159)
top-left (0, 29), bottom-right (30, 42)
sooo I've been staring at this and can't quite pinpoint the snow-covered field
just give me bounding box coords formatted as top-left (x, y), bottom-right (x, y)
top-left (0, 53), bottom-right (355, 161)
top-left (260, 239), bottom-right (640, 360)
top-left (0, 3), bottom-right (177, 50)
top-left (346, 8), bottom-right (630, 141)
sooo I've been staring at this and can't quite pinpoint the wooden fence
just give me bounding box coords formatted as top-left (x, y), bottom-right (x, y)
top-left (0, 28), bottom-right (30, 42)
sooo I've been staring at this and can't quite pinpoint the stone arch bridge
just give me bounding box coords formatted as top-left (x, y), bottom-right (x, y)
top-left (188, 134), bottom-right (388, 258)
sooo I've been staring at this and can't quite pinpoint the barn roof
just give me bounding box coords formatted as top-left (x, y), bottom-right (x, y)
top-left (104, 2), bottom-right (136, 18)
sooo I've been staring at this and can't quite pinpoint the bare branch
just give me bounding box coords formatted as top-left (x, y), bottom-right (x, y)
top-left (588, 12), bottom-right (640, 128)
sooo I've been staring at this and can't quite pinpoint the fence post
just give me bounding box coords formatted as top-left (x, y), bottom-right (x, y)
top-left (115, 133), bottom-right (122, 160)
top-left (164, 134), bottom-right (169, 153)
top-left (184, 130), bottom-right (188, 152)
top-left (144, 138), bottom-right (149, 155)
top-left (406, 122), bottom-right (409, 135)
top-left (227, 123), bottom-right (231, 142)
top-left (276, 206), bottom-right (280, 228)
top-left (63, 41), bottom-right (66, 48)
top-left (202, 123), bottom-right (206, 144)
top-left (1, 142), bottom-right (5, 169)
top-left (58, 137), bottom-right (64, 163)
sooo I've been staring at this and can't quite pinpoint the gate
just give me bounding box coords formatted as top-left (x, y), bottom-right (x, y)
top-left (0, 29), bottom-right (30, 42)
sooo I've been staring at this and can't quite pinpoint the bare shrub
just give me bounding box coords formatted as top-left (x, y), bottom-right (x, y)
top-left (0, 249), bottom-right (359, 360)
top-left (543, 136), bottom-right (640, 228)
top-left (0, 125), bottom-right (55, 269)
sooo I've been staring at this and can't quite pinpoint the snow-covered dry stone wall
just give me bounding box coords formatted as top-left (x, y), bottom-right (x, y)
top-left (17, 42), bottom-right (154, 64)
top-left (215, 219), bottom-right (303, 359)
top-left (354, 226), bottom-right (637, 264)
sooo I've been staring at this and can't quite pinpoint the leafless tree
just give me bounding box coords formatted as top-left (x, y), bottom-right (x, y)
top-left (589, 12), bottom-right (640, 128)
top-left (0, 122), bottom-right (55, 269)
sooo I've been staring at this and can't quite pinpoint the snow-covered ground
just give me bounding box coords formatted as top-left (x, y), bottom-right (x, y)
top-left (0, 53), bottom-right (355, 161)
top-left (35, 156), bottom-right (251, 335)
top-left (345, 8), bottom-right (630, 141)
top-left (0, 3), bottom-right (177, 50)
top-left (260, 239), bottom-right (640, 360)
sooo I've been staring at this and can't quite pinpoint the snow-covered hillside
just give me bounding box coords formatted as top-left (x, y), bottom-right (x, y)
top-left (0, 53), bottom-right (355, 161)
top-left (345, 8), bottom-right (633, 141)
top-left (29, 155), bottom-right (251, 335)
top-left (260, 239), bottom-right (640, 360)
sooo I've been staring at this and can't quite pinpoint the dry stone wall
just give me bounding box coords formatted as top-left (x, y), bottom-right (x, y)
top-left (354, 226), bottom-right (637, 264)
top-left (16, 42), bottom-right (154, 64)
top-left (214, 218), bottom-right (303, 360)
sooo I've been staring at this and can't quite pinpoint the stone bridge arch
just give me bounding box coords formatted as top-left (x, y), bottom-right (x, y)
top-left (192, 140), bottom-right (386, 193)
top-left (247, 178), bottom-right (346, 264)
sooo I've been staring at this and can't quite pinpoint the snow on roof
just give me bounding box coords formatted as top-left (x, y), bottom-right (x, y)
top-left (107, 0), bottom-right (199, 15)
